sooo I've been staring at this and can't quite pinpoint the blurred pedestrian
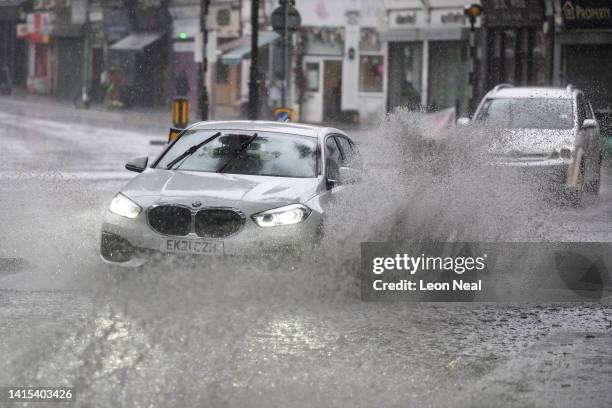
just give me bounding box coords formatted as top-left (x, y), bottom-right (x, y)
top-left (104, 67), bottom-right (124, 109)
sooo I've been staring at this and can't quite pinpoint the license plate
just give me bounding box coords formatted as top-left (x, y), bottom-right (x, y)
top-left (162, 239), bottom-right (224, 255)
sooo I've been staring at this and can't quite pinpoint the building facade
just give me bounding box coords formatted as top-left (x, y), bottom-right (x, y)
top-left (293, 0), bottom-right (387, 123)
top-left (382, 0), bottom-right (475, 116)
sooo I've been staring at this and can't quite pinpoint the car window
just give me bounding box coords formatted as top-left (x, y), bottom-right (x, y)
top-left (475, 97), bottom-right (574, 129)
top-left (325, 136), bottom-right (342, 181)
top-left (336, 135), bottom-right (363, 169)
top-left (587, 101), bottom-right (595, 120)
top-left (335, 136), bottom-right (352, 161)
top-left (156, 130), bottom-right (318, 178)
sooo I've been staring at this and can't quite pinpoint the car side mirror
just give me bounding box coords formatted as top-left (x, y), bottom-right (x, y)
top-left (338, 166), bottom-right (362, 185)
top-left (582, 118), bottom-right (597, 129)
top-left (125, 156), bottom-right (148, 173)
top-left (457, 117), bottom-right (470, 126)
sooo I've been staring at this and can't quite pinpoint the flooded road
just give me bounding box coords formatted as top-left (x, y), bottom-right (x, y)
top-left (0, 99), bottom-right (611, 407)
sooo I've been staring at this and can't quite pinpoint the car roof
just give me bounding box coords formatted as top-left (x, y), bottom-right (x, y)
top-left (188, 120), bottom-right (348, 139)
top-left (487, 86), bottom-right (576, 100)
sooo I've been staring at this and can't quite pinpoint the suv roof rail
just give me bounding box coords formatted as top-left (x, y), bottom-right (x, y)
top-left (492, 83), bottom-right (514, 93)
top-left (566, 84), bottom-right (576, 92)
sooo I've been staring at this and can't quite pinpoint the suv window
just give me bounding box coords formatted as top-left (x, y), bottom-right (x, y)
top-left (577, 94), bottom-right (593, 125)
top-left (475, 97), bottom-right (574, 129)
top-left (325, 136), bottom-right (342, 182)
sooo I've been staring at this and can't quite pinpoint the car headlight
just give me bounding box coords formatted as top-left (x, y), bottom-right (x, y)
top-left (251, 204), bottom-right (311, 227)
top-left (109, 193), bottom-right (142, 219)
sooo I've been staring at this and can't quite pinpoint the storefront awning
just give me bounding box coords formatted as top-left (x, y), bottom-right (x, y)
top-left (220, 31), bottom-right (280, 65)
top-left (110, 32), bottom-right (164, 51)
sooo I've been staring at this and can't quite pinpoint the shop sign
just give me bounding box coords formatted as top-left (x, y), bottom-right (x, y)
top-left (388, 9), bottom-right (423, 29)
top-left (481, 0), bottom-right (544, 28)
top-left (16, 23), bottom-right (28, 38)
top-left (26, 12), bottom-right (54, 35)
top-left (562, 0), bottom-right (612, 29)
top-left (430, 9), bottom-right (471, 28)
top-left (24, 12), bottom-right (54, 43)
top-left (103, 9), bottom-right (130, 42)
top-left (174, 39), bottom-right (194, 53)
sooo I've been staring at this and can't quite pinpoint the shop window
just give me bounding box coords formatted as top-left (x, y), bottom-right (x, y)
top-left (216, 62), bottom-right (229, 84)
top-left (306, 63), bottom-right (319, 92)
top-left (387, 42), bottom-right (422, 111)
top-left (359, 28), bottom-right (381, 52)
top-left (428, 41), bottom-right (469, 113)
top-left (217, 9), bottom-right (231, 26)
top-left (359, 55), bottom-right (383, 93)
top-left (304, 27), bottom-right (345, 56)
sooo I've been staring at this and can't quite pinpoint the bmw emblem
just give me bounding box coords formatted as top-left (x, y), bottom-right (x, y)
top-left (192, 201), bottom-right (202, 208)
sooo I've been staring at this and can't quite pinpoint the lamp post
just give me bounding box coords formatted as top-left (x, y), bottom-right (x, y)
top-left (198, 0), bottom-right (210, 121)
top-left (247, 0), bottom-right (260, 120)
top-left (464, 3), bottom-right (482, 116)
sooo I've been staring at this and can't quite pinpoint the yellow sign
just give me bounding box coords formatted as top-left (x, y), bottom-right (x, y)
top-left (172, 98), bottom-right (189, 128)
top-left (273, 107), bottom-right (296, 122)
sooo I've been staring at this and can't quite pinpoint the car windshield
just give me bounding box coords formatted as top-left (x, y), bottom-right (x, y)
top-left (155, 130), bottom-right (318, 178)
top-left (475, 97), bottom-right (574, 129)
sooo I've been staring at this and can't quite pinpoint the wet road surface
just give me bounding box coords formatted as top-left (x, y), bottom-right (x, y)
top-left (0, 98), bottom-right (611, 407)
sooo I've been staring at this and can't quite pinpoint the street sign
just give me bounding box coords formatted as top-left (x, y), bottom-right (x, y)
top-left (271, 5), bottom-right (301, 34)
top-left (273, 107), bottom-right (295, 122)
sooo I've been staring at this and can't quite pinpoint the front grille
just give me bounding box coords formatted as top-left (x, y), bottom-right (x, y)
top-left (148, 205), bottom-right (192, 236)
top-left (195, 209), bottom-right (244, 238)
top-left (147, 205), bottom-right (244, 238)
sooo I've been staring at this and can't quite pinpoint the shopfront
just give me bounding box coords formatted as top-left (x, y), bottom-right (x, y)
top-left (554, 0), bottom-right (612, 112)
top-left (296, 0), bottom-right (387, 124)
top-left (23, 12), bottom-right (56, 96)
top-left (106, 4), bottom-right (171, 108)
top-left (383, 2), bottom-right (472, 115)
top-left (0, 2), bottom-right (27, 91)
top-left (480, 0), bottom-right (550, 93)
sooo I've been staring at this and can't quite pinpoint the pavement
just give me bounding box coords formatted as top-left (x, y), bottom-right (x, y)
top-left (0, 97), bottom-right (611, 407)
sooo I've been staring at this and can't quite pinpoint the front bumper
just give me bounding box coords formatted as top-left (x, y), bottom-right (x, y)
top-left (487, 159), bottom-right (572, 188)
top-left (100, 209), bottom-right (321, 267)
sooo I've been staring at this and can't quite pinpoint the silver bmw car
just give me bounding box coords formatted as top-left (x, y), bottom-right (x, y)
top-left (100, 121), bottom-right (362, 267)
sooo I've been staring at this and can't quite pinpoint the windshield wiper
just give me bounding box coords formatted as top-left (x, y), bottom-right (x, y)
top-left (166, 131), bottom-right (221, 170)
top-left (217, 133), bottom-right (258, 173)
